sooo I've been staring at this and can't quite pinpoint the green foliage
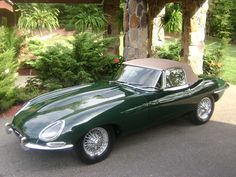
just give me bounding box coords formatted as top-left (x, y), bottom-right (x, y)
top-left (232, 0), bottom-right (236, 42)
top-left (155, 39), bottom-right (224, 76)
top-left (0, 50), bottom-right (17, 112)
top-left (27, 44), bottom-right (79, 90)
top-left (27, 32), bottom-right (122, 90)
top-left (73, 32), bottom-right (119, 81)
top-left (0, 26), bottom-right (24, 56)
top-left (57, 4), bottom-right (107, 32)
top-left (0, 27), bottom-right (24, 112)
top-left (155, 40), bottom-right (181, 61)
top-left (27, 39), bottom-right (44, 55)
top-left (161, 3), bottom-right (182, 33)
top-left (203, 42), bottom-right (225, 76)
top-left (17, 4), bottom-right (59, 34)
top-left (207, 0), bottom-right (233, 40)
top-left (13, 86), bottom-right (42, 104)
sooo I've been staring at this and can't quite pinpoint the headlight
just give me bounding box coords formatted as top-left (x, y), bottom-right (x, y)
top-left (39, 120), bottom-right (65, 142)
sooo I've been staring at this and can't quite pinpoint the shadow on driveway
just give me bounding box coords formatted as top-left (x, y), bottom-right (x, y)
top-left (1, 117), bottom-right (236, 177)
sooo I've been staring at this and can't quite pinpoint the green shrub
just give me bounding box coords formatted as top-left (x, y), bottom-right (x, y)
top-left (0, 26), bottom-right (24, 55)
top-left (73, 32), bottom-right (121, 81)
top-left (0, 27), bottom-right (24, 112)
top-left (155, 40), bottom-right (224, 76)
top-left (0, 50), bottom-right (17, 112)
top-left (203, 42), bottom-right (225, 76)
top-left (13, 86), bottom-right (43, 104)
top-left (27, 44), bottom-right (80, 89)
top-left (154, 40), bottom-right (181, 61)
top-left (27, 32), bottom-right (122, 90)
top-left (27, 39), bottom-right (44, 56)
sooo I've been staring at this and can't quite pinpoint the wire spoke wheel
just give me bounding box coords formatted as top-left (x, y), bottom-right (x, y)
top-left (82, 127), bottom-right (109, 157)
top-left (197, 97), bottom-right (213, 120)
top-left (191, 96), bottom-right (215, 125)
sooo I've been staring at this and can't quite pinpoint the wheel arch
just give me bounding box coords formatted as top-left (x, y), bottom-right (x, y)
top-left (212, 93), bottom-right (219, 102)
top-left (101, 124), bottom-right (122, 138)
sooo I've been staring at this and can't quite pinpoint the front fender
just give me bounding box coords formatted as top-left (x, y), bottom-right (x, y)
top-left (58, 100), bottom-right (124, 144)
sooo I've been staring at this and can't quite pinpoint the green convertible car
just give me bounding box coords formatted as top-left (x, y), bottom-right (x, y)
top-left (5, 58), bottom-right (228, 164)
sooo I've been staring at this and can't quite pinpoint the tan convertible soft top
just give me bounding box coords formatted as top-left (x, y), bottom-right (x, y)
top-left (123, 58), bottom-right (198, 85)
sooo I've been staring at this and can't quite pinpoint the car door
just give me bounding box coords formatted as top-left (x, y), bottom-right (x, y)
top-left (119, 91), bottom-right (150, 134)
top-left (145, 68), bottom-right (193, 124)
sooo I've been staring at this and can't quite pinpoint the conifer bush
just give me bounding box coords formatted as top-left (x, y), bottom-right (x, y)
top-left (0, 50), bottom-right (17, 112)
top-left (27, 32), bottom-right (122, 90)
top-left (0, 27), bottom-right (23, 112)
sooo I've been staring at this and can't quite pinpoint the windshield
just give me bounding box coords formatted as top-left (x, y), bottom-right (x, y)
top-left (116, 65), bottom-right (161, 88)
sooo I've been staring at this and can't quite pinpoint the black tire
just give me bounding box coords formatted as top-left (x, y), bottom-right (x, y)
top-left (190, 96), bottom-right (215, 125)
top-left (75, 126), bottom-right (115, 164)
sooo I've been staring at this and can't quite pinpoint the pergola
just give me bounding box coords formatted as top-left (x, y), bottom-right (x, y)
top-left (0, 0), bottom-right (15, 26)
top-left (0, 0), bottom-right (209, 74)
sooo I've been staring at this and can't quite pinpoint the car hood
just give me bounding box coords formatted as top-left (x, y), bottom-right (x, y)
top-left (12, 82), bottom-right (135, 138)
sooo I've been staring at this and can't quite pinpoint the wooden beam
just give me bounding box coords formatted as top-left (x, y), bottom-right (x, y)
top-left (0, 0), bottom-right (13, 12)
top-left (12, 0), bottom-right (102, 3)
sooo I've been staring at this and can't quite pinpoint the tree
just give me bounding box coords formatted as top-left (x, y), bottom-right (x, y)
top-left (207, 0), bottom-right (233, 40)
top-left (17, 4), bottom-right (59, 34)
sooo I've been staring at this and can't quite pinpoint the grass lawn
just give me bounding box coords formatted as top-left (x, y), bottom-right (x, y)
top-left (220, 44), bottom-right (236, 84)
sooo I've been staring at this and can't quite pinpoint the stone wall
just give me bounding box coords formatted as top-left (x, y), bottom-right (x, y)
top-left (152, 7), bottom-right (165, 49)
top-left (124, 0), bottom-right (148, 59)
top-left (182, 0), bottom-right (208, 74)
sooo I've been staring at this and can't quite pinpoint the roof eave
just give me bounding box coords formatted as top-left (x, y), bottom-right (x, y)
top-left (0, 0), bottom-right (13, 12)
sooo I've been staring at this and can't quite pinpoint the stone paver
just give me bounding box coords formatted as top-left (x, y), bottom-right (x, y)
top-left (0, 85), bottom-right (235, 177)
top-left (212, 84), bottom-right (236, 125)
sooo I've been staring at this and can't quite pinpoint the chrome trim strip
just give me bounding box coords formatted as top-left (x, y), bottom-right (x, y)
top-left (24, 143), bottom-right (74, 150)
top-left (164, 84), bottom-right (189, 91)
top-left (38, 120), bottom-right (65, 142)
top-left (214, 85), bottom-right (229, 94)
top-left (214, 89), bottom-right (225, 94)
top-left (5, 123), bottom-right (73, 151)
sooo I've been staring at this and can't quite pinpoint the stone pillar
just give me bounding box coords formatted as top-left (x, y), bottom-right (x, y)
top-left (152, 7), bottom-right (165, 50)
top-left (182, 0), bottom-right (208, 75)
top-left (124, 0), bottom-right (148, 60)
top-left (104, 0), bottom-right (120, 55)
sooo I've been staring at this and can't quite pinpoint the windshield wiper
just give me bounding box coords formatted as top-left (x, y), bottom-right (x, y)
top-left (110, 80), bottom-right (142, 86)
top-left (128, 82), bottom-right (142, 86)
top-left (139, 86), bottom-right (161, 90)
top-left (111, 81), bottom-right (159, 89)
top-left (110, 80), bottom-right (127, 84)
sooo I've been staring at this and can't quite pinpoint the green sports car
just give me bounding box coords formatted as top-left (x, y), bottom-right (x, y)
top-left (5, 58), bottom-right (228, 164)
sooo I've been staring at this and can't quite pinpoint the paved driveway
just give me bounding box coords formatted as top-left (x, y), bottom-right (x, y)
top-left (0, 86), bottom-right (236, 177)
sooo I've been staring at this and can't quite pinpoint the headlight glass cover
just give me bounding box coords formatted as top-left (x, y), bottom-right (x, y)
top-left (39, 120), bottom-right (65, 142)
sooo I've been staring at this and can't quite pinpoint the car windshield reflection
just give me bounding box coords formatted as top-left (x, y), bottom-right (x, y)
top-left (115, 65), bottom-right (161, 89)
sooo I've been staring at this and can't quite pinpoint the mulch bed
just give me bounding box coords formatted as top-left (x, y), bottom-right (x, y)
top-left (0, 104), bottom-right (24, 119)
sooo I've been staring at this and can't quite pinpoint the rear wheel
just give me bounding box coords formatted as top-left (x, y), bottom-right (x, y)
top-left (75, 126), bottom-right (115, 164)
top-left (191, 96), bottom-right (215, 125)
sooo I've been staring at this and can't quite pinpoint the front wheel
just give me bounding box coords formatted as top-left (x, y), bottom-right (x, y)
top-left (190, 96), bottom-right (215, 125)
top-left (75, 126), bottom-right (115, 164)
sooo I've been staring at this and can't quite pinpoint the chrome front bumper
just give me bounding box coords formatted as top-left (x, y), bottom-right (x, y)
top-left (5, 123), bottom-right (73, 151)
